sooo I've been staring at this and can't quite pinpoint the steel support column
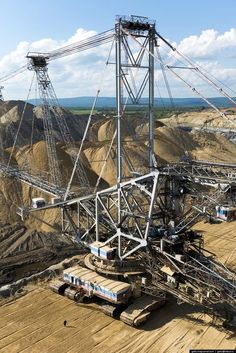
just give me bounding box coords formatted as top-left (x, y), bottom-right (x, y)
top-left (148, 26), bottom-right (155, 171)
top-left (115, 19), bottom-right (123, 255)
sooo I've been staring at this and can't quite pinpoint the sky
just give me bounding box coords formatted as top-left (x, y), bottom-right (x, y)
top-left (1, 0), bottom-right (236, 99)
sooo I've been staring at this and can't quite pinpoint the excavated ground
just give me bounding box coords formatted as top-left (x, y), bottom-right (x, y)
top-left (0, 287), bottom-right (235, 353)
top-left (0, 102), bottom-right (236, 351)
top-left (0, 221), bottom-right (235, 353)
top-left (0, 222), bottom-right (81, 286)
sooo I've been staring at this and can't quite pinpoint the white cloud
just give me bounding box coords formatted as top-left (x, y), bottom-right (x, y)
top-left (1, 26), bottom-right (236, 100)
top-left (0, 28), bottom-right (117, 100)
top-left (154, 28), bottom-right (236, 98)
top-left (176, 28), bottom-right (236, 59)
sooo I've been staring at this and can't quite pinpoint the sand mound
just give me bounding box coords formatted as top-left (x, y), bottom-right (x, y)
top-left (84, 144), bottom-right (118, 186)
top-left (154, 126), bottom-right (198, 162)
top-left (0, 100), bottom-right (90, 149)
top-left (84, 140), bottom-right (165, 186)
top-left (135, 120), bottom-right (165, 136)
top-left (0, 101), bottom-right (44, 148)
top-left (0, 100), bottom-right (34, 119)
top-left (97, 118), bottom-right (135, 142)
top-left (33, 105), bottom-right (87, 141)
top-left (0, 150), bottom-right (22, 224)
top-left (162, 108), bottom-right (236, 129)
top-left (87, 116), bottom-right (110, 141)
top-left (14, 140), bottom-right (105, 189)
top-left (191, 130), bottom-right (236, 162)
top-left (97, 116), bottom-right (162, 142)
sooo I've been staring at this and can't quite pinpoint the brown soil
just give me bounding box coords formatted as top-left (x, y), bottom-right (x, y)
top-left (0, 285), bottom-right (235, 353)
top-left (0, 222), bottom-right (81, 286)
top-left (0, 102), bottom-right (236, 352)
top-left (1, 103), bottom-right (236, 229)
top-left (0, 221), bottom-right (235, 353)
top-left (161, 108), bottom-right (236, 129)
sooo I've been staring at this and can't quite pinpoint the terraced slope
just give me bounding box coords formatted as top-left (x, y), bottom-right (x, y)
top-left (0, 223), bottom-right (81, 286)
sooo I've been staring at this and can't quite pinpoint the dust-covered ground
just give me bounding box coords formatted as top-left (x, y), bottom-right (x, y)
top-left (0, 286), bottom-right (235, 353)
top-left (0, 221), bottom-right (235, 353)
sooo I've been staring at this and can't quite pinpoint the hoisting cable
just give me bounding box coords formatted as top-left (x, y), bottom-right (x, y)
top-left (0, 65), bottom-right (27, 83)
top-left (156, 31), bottom-right (236, 108)
top-left (47, 30), bottom-right (115, 61)
top-left (155, 46), bottom-right (175, 109)
top-left (153, 47), bottom-right (190, 148)
top-left (30, 78), bottom-right (38, 149)
top-left (94, 57), bottom-right (147, 191)
top-left (7, 73), bottom-right (36, 170)
top-left (64, 37), bottom-right (115, 200)
top-left (121, 28), bottom-right (236, 129)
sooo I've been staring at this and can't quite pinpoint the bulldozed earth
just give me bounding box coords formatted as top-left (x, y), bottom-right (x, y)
top-left (0, 101), bottom-right (236, 352)
top-left (0, 221), bottom-right (235, 353)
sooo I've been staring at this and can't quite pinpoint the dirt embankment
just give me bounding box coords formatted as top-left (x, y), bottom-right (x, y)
top-left (161, 108), bottom-right (236, 129)
top-left (0, 222), bottom-right (82, 286)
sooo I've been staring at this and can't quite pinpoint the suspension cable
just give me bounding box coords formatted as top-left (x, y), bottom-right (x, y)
top-left (94, 55), bottom-right (148, 191)
top-left (64, 38), bottom-right (115, 200)
top-left (122, 28), bottom-right (236, 129)
top-left (153, 47), bottom-right (189, 135)
top-left (0, 65), bottom-right (27, 83)
top-left (156, 31), bottom-right (236, 108)
top-left (7, 73), bottom-right (35, 169)
top-left (0, 31), bottom-right (114, 86)
top-left (30, 78), bottom-right (38, 149)
top-left (49, 30), bottom-right (114, 59)
top-left (64, 90), bottom-right (100, 200)
top-left (26, 30), bottom-right (115, 63)
top-left (155, 47), bottom-right (175, 108)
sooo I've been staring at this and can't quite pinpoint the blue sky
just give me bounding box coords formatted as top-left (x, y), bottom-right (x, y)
top-left (1, 0), bottom-right (236, 57)
top-left (1, 0), bottom-right (236, 99)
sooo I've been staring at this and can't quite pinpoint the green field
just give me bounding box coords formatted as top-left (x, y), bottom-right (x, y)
top-left (69, 108), bottom-right (99, 115)
top-left (69, 106), bottom-right (204, 119)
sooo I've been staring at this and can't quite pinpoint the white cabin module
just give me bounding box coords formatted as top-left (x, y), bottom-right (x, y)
top-left (216, 205), bottom-right (236, 221)
top-left (32, 197), bottom-right (46, 209)
top-left (90, 241), bottom-right (116, 260)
